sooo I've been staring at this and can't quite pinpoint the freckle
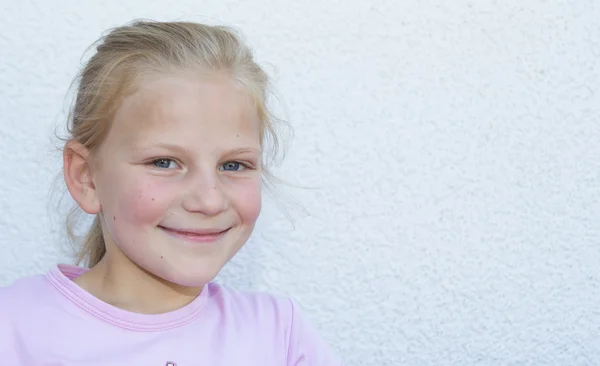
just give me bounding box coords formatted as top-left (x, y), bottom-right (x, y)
top-left (151, 198), bottom-right (155, 201)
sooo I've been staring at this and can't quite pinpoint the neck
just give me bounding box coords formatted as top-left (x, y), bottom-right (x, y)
top-left (73, 253), bottom-right (202, 314)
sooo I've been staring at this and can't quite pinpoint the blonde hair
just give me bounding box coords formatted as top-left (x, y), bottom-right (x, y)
top-left (64, 20), bottom-right (283, 267)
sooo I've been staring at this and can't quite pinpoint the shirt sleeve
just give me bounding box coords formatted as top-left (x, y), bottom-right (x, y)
top-left (286, 298), bottom-right (344, 366)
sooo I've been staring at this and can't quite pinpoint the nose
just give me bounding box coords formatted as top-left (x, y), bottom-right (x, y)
top-left (182, 170), bottom-right (228, 216)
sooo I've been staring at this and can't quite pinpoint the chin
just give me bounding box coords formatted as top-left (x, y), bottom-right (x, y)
top-left (154, 263), bottom-right (223, 288)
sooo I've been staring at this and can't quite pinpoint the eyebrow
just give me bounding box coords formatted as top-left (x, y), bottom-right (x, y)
top-left (130, 143), bottom-right (261, 155)
top-left (129, 143), bottom-right (188, 154)
top-left (224, 147), bottom-right (262, 155)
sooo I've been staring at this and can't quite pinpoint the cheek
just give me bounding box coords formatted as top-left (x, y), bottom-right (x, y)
top-left (111, 178), bottom-right (173, 226)
top-left (231, 178), bottom-right (262, 223)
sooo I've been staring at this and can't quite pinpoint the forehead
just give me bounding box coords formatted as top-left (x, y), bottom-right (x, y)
top-left (107, 73), bottom-right (261, 148)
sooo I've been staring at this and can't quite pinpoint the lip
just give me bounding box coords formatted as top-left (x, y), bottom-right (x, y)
top-left (158, 225), bottom-right (230, 243)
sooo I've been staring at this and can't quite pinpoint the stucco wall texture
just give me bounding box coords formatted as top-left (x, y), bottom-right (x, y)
top-left (1, 0), bottom-right (599, 365)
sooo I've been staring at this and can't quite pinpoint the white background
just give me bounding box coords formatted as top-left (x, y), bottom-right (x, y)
top-left (1, 0), bottom-right (599, 365)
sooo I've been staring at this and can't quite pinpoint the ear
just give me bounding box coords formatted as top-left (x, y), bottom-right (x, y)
top-left (63, 140), bottom-right (101, 215)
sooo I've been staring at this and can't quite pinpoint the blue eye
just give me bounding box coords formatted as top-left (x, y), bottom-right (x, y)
top-left (152, 159), bottom-right (178, 169)
top-left (220, 162), bottom-right (244, 171)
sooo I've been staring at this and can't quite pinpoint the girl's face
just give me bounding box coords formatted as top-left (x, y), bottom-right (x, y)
top-left (89, 73), bottom-right (262, 287)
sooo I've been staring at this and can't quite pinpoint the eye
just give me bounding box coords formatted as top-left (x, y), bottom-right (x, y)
top-left (152, 158), bottom-right (179, 169)
top-left (220, 161), bottom-right (246, 171)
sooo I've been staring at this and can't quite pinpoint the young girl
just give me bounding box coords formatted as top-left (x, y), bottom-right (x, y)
top-left (0, 20), bottom-right (342, 365)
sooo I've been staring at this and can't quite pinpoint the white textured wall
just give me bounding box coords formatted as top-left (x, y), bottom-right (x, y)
top-left (1, 0), bottom-right (599, 365)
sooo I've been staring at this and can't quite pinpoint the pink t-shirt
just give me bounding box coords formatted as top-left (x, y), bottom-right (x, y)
top-left (0, 264), bottom-right (343, 365)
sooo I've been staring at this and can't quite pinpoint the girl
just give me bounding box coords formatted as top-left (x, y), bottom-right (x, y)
top-left (0, 20), bottom-right (342, 365)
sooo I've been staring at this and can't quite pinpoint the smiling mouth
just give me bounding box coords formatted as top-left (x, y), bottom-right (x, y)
top-left (158, 226), bottom-right (230, 243)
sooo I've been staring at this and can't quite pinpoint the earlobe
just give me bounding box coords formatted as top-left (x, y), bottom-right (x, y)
top-left (63, 140), bottom-right (101, 214)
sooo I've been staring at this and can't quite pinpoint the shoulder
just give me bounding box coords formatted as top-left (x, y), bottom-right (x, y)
top-left (0, 272), bottom-right (61, 329)
top-left (205, 283), bottom-right (343, 365)
top-left (284, 299), bottom-right (344, 365)
top-left (0, 274), bottom-right (50, 313)
top-left (205, 282), bottom-right (295, 322)
top-left (0, 273), bottom-right (53, 332)
top-left (0, 274), bottom-right (51, 360)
